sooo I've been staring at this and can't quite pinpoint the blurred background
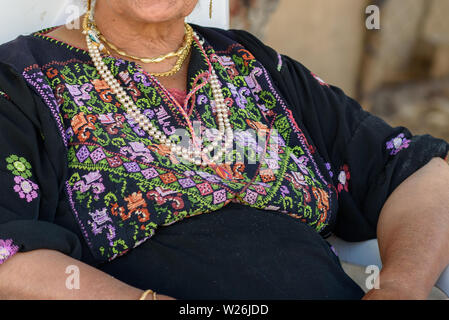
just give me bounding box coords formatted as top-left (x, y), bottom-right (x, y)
top-left (229, 0), bottom-right (449, 142)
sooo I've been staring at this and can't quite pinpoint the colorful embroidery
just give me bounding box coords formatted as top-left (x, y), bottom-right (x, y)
top-left (13, 175), bottom-right (39, 202)
top-left (6, 155), bottom-right (39, 202)
top-left (325, 162), bottom-right (334, 178)
top-left (386, 133), bottom-right (411, 155)
top-left (22, 28), bottom-right (337, 262)
top-left (6, 155), bottom-right (33, 179)
top-left (0, 239), bottom-right (19, 265)
top-left (276, 53), bottom-right (283, 72)
top-left (337, 164), bottom-right (350, 193)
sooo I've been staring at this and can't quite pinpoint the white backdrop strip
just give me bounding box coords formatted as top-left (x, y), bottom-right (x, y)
top-left (0, 0), bottom-right (229, 45)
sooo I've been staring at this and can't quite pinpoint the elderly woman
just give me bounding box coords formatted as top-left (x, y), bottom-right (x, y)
top-left (0, 0), bottom-right (448, 300)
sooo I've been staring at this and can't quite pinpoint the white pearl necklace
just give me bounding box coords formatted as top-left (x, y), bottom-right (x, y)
top-left (85, 31), bottom-right (234, 167)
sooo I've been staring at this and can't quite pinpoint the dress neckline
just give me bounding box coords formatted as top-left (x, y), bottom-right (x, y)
top-left (31, 25), bottom-right (213, 121)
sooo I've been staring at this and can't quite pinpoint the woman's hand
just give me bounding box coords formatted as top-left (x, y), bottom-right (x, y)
top-left (141, 292), bottom-right (177, 300)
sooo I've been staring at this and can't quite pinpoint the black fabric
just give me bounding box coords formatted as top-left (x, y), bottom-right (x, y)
top-left (100, 203), bottom-right (364, 300)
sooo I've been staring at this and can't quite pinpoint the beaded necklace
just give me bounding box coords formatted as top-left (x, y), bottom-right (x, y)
top-left (82, 13), bottom-right (235, 170)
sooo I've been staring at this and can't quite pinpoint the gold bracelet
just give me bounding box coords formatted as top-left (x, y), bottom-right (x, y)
top-left (139, 289), bottom-right (157, 300)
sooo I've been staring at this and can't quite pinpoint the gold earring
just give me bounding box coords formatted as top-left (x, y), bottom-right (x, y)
top-left (87, 0), bottom-right (92, 11)
top-left (209, 0), bottom-right (213, 19)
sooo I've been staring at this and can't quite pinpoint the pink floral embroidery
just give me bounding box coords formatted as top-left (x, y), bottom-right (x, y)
top-left (0, 239), bottom-right (19, 264)
top-left (386, 133), bottom-right (411, 156)
top-left (311, 72), bottom-right (330, 87)
top-left (13, 176), bottom-right (39, 202)
top-left (337, 165), bottom-right (350, 193)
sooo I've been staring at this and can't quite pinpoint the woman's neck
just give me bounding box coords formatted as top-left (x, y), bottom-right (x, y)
top-left (45, 3), bottom-right (191, 91)
top-left (94, 1), bottom-right (186, 59)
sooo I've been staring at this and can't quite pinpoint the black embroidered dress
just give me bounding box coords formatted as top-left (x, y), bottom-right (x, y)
top-left (0, 25), bottom-right (447, 299)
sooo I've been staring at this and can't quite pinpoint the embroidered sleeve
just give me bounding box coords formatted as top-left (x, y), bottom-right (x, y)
top-left (386, 133), bottom-right (411, 156)
top-left (6, 155), bottom-right (40, 203)
top-left (0, 239), bottom-right (19, 265)
top-left (0, 80), bottom-right (82, 262)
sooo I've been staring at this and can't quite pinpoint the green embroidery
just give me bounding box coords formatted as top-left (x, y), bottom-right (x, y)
top-left (6, 155), bottom-right (33, 179)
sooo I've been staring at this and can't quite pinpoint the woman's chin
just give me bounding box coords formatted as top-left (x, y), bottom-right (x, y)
top-left (115, 0), bottom-right (197, 23)
top-left (129, 12), bottom-right (188, 24)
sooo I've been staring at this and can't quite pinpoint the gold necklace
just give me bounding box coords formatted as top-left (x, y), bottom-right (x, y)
top-left (82, 12), bottom-right (193, 77)
top-left (98, 24), bottom-right (193, 64)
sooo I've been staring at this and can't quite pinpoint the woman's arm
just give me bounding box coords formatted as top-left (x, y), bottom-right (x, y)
top-left (0, 249), bottom-right (174, 300)
top-left (364, 157), bottom-right (449, 300)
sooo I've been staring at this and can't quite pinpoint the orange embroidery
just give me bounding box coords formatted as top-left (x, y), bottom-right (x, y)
top-left (71, 112), bottom-right (97, 142)
top-left (260, 169), bottom-right (276, 183)
top-left (159, 172), bottom-right (177, 185)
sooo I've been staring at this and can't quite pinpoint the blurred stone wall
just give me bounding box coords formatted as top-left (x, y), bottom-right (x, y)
top-left (230, 0), bottom-right (366, 97)
top-left (229, 0), bottom-right (280, 39)
top-left (360, 0), bottom-right (449, 141)
top-left (229, 0), bottom-right (449, 142)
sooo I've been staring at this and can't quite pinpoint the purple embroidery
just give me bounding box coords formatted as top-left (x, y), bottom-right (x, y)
top-left (386, 133), bottom-right (411, 155)
top-left (291, 154), bottom-right (310, 175)
top-left (276, 53), bottom-right (283, 72)
top-left (123, 162), bottom-right (141, 173)
top-left (213, 189), bottom-right (227, 205)
top-left (23, 69), bottom-right (68, 147)
top-left (90, 148), bottom-right (107, 164)
top-left (325, 163), bottom-right (334, 178)
top-left (73, 171), bottom-right (105, 200)
top-left (330, 245), bottom-right (338, 256)
top-left (280, 185), bottom-right (290, 198)
top-left (120, 142), bottom-right (154, 164)
top-left (245, 67), bottom-right (263, 96)
top-left (13, 176), bottom-right (39, 202)
top-left (66, 83), bottom-right (93, 106)
top-left (0, 239), bottom-right (19, 264)
top-left (178, 178), bottom-right (196, 189)
top-left (76, 145), bottom-right (91, 163)
top-left (243, 189), bottom-right (258, 204)
top-left (141, 167), bottom-right (159, 179)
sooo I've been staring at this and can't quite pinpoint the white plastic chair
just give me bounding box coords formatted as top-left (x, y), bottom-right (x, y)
top-left (327, 236), bottom-right (449, 297)
top-left (2, 0), bottom-right (448, 299)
